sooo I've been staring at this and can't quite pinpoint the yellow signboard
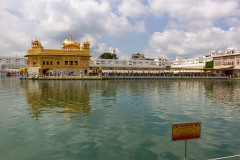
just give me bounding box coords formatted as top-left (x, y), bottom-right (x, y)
top-left (172, 122), bottom-right (201, 141)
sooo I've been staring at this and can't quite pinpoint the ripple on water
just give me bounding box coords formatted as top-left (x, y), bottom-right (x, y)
top-left (0, 78), bottom-right (240, 160)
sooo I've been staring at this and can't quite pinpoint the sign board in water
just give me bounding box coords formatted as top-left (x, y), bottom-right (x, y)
top-left (172, 122), bottom-right (201, 141)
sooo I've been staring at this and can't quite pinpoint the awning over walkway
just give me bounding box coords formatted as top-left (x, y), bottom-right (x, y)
top-left (219, 65), bottom-right (234, 69)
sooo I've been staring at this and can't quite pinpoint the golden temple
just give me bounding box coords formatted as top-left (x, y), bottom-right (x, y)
top-left (25, 35), bottom-right (91, 76)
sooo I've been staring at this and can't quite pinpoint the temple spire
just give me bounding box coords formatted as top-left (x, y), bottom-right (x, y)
top-left (70, 34), bottom-right (72, 40)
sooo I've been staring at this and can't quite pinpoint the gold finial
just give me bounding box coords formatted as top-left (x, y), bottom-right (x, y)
top-left (70, 34), bottom-right (72, 40)
top-left (34, 34), bottom-right (38, 41)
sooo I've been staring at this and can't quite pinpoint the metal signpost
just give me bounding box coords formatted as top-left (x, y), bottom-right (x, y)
top-left (172, 122), bottom-right (201, 160)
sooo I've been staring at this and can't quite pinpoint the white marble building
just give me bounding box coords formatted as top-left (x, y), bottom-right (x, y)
top-left (172, 55), bottom-right (212, 68)
top-left (0, 57), bottom-right (27, 70)
top-left (90, 56), bottom-right (172, 68)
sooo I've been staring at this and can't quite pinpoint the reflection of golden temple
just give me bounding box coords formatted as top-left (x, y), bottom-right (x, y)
top-left (25, 35), bottom-right (91, 76)
top-left (98, 66), bottom-right (102, 73)
top-left (21, 80), bottom-right (91, 121)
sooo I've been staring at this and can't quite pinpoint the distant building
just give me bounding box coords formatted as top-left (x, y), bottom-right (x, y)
top-left (132, 53), bottom-right (146, 60)
top-left (211, 48), bottom-right (236, 57)
top-left (90, 56), bottom-right (171, 68)
top-left (172, 55), bottom-right (212, 68)
top-left (25, 35), bottom-right (91, 76)
top-left (0, 57), bottom-right (27, 69)
top-left (154, 56), bottom-right (172, 67)
top-left (212, 48), bottom-right (240, 77)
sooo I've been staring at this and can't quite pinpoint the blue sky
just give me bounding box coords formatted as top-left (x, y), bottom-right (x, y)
top-left (1, 0), bottom-right (240, 60)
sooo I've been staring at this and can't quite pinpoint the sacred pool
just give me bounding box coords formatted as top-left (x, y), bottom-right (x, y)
top-left (0, 77), bottom-right (239, 160)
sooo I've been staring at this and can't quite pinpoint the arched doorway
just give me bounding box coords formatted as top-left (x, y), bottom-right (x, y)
top-left (42, 69), bottom-right (52, 76)
top-left (225, 70), bottom-right (232, 77)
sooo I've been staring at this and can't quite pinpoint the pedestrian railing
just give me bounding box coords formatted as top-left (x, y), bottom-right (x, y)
top-left (28, 75), bottom-right (231, 79)
top-left (209, 155), bottom-right (240, 160)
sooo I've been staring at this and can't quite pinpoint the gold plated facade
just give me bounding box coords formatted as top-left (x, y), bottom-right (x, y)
top-left (25, 35), bottom-right (91, 75)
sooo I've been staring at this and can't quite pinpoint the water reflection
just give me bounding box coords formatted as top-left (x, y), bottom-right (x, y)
top-left (20, 79), bottom-right (240, 122)
top-left (204, 80), bottom-right (240, 107)
top-left (20, 80), bottom-right (91, 121)
top-left (4, 78), bottom-right (240, 159)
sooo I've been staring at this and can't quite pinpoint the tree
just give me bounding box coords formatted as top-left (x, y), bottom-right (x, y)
top-left (99, 52), bottom-right (118, 59)
top-left (204, 60), bottom-right (214, 68)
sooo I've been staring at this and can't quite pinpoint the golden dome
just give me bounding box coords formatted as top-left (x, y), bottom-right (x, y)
top-left (62, 35), bottom-right (80, 49)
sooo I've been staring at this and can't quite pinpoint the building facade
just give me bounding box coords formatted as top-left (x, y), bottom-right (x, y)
top-left (25, 35), bottom-right (91, 76)
top-left (0, 57), bottom-right (26, 69)
top-left (132, 53), bottom-right (146, 60)
top-left (172, 55), bottom-right (212, 68)
top-left (212, 48), bottom-right (240, 77)
top-left (90, 56), bottom-right (171, 68)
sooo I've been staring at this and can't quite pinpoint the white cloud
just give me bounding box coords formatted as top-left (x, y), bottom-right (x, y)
top-left (144, 0), bottom-right (240, 59)
top-left (225, 17), bottom-right (240, 27)
top-left (0, 6), bottom-right (33, 56)
top-left (133, 21), bottom-right (146, 33)
top-left (118, 0), bottom-right (148, 18)
top-left (0, 39), bottom-right (11, 50)
top-left (147, 27), bottom-right (240, 60)
top-left (1, 0), bottom-right (240, 60)
top-left (91, 42), bottom-right (129, 59)
top-left (34, 0), bottom-right (136, 38)
top-left (149, 0), bottom-right (240, 30)
top-left (78, 34), bottom-right (129, 59)
top-left (0, 0), bottom-right (139, 57)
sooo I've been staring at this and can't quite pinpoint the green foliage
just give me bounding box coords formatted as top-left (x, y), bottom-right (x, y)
top-left (204, 60), bottom-right (214, 68)
top-left (99, 52), bottom-right (118, 59)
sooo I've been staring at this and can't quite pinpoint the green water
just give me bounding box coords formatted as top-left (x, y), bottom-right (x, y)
top-left (0, 77), bottom-right (240, 160)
